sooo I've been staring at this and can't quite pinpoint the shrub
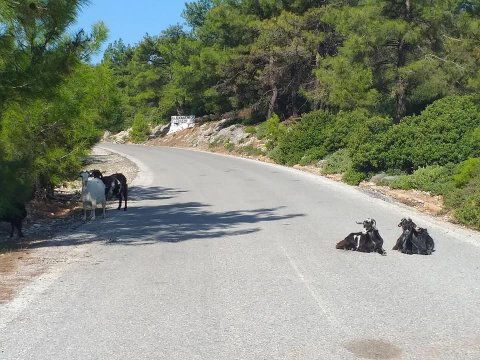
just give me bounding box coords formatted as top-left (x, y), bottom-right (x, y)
top-left (348, 116), bottom-right (393, 172)
top-left (452, 158), bottom-right (480, 188)
top-left (454, 192), bottom-right (480, 229)
top-left (271, 110), bottom-right (333, 165)
top-left (130, 113), bottom-right (150, 143)
top-left (324, 109), bottom-right (371, 152)
top-left (386, 165), bottom-right (454, 194)
top-left (224, 140), bottom-right (235, 152)
top-left (359, 96), bottom-right (480, 172)
top-left (299, 147), bottom-right (328, 166)
top-left (342, 168), bottom-right (368, 185)
top-left (238, 145), bottom-right (265, 157)
top-left (322, 149), bottom-right (352, 174)
top-left (264, 113), bottom-right (286, 150)
top-left (244, 126), bottom-right (256, 135)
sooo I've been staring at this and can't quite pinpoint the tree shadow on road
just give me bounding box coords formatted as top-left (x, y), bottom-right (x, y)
top-left (26, 185), bottom-right (304, 248)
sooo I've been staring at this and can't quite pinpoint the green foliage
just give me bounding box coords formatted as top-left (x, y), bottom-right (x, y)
top-left (384, 165), bottom-right (455, 195)
top-left (342, 168), bottom-right (368, 185)
top-left (445, 158), bottom-right (480, 228)
top-left (356, 96), bottom-right (480, 173)
top-left (321, 149), bottom-right (352, 174)
top-left (130, 113), bottom-right (150, 143)
top-left (346, 115), bottom-right (393, 172)
top-left (452, 158), bottom-right (480, 188)
top-left (299, 147), bottom-right (328, 166)
top-left (454, 192), bottom-right (480, 229)
top-left (238, 145), bottom-right (265, 157)
top-left (0, 1), bottom-right (113, 209)
top-left (223, 140), bottom-right (235, 152)
top-left (270, 110), bottom-right (332, 165)
top-left (316, 57), bottom-right (379, 111)
top-left (262, 113), bottom-right (286, 150)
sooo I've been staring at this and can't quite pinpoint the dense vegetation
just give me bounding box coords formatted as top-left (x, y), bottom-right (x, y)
top-left (0, 0), bottom-right (123, 215)
top-left (1, 0), bottom-right (479, 227)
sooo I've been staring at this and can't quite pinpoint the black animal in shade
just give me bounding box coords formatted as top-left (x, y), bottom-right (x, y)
top-left (0, 202), bottom-right (27, 238)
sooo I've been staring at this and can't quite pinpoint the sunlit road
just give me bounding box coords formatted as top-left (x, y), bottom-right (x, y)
top-left (1, 144), bottom-right (480, 359)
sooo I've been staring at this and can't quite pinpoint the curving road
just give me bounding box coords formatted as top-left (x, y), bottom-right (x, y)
top-left (1, 144), bottom-right (480, 359)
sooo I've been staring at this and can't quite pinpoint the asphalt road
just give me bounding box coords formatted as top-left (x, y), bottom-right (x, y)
top-left (1, 144), bottom-right (480, 360)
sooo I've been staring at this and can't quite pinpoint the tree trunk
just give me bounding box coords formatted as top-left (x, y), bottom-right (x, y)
top-left (291, 88), bottom-right (298, 117)
top-left (394, 38), bottom-right (408, 123)
top-left (394, 80), bottom-right (407, 124)
top-left (267, 85), bottom-right (278, 120)
top-left (266, 55), bottom-right (278, 120)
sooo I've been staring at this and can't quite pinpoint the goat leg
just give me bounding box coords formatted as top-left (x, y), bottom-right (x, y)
top-left (91, 200), bottom-right (96, 220)
top-left (123, 184), bottom-right (128, 211)
top-left (83, 202), bottom-right (87, 221)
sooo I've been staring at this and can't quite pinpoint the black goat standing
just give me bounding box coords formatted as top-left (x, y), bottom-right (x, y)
top-left (336, 218), bottom-right (387, 256)
top-left (393, 218), bottom-right (435, 255)
top-left (90, 170), bottom-right (128, 211)
top-left (0, 202), bottom-right (27, 238)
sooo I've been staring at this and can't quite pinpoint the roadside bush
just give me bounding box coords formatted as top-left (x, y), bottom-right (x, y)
top-left (348, 115), bottom-right (393, 172)
top-left (322, 149), bottom-right (352, 174)
top-left (452, 158), bottom-right (480, 187)
top-left (224, 140), bottom-right (235, 152)
top-left (238, 145), bottom-right (265, 157)
top-left (271, 110), bottom-right (333, 165)
top-left (130, 113), bottom-right (150, 143)
top-left (385, 165), bottom-right (454, 195)
top-left (324, 109), bottom-right (371, 152)
top-left (358, 96), bottom-right (480, 172)
top-left (342, 168), bottom-right (368, 185)
top-left (299, 147), bottom-right (328, 166)
top-left (454, 192), bottom-right (480, 229)
top-left (444, 158), bottom-right (480, 228)
top-left (259, 113), bottom-right (286, 150)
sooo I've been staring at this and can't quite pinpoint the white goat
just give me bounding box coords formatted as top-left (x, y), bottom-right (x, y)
top-left (79, 171), bottom-right (106, 220)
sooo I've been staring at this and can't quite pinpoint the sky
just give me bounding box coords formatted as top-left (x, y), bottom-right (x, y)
top-left (73, 0), bottom-right (187, 63)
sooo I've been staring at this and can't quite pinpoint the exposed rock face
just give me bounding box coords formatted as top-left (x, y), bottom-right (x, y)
top-left (102, 129), bottom-right (132, 144)
top-left (150, 123), bottom-right (170, 138)
top-left (147, 118), bottom-right (262, 150)
top-left (213, 125), bottom-right (249, 145)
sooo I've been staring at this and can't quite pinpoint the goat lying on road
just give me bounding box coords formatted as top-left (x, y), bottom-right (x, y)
top-left (0, 202), bottom-right (27, 238)
top-left (80, 171), bottom-right (106, 221)
top-left (393, 218), bottom-right (435, 255)
top-left (90, 170), bottom-right (128, 211)
top-left (336, 218), bottom-right (387, 256)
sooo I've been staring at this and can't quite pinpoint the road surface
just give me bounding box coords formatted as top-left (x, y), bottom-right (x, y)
top-left (1, 144), bottom-right (480, 359)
